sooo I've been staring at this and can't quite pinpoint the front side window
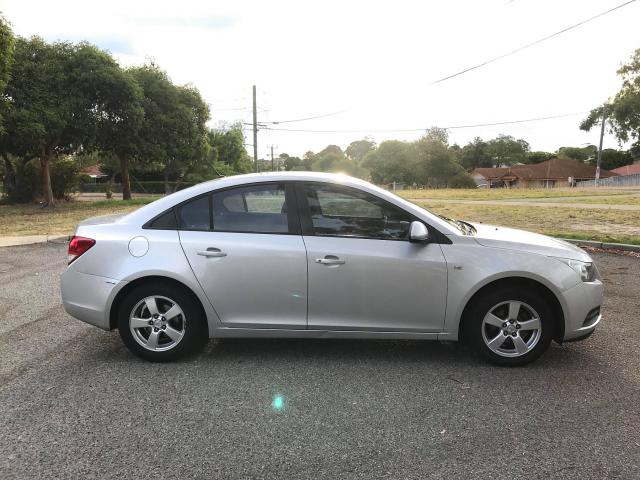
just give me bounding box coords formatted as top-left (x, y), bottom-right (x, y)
top-left (212, 183), bottom-right (290, 234)
top-left (304, 183), bottom-right (412, 240)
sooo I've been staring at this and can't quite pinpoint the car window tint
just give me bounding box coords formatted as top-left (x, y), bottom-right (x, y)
top-left (149, 209), bottom-right (177, 229)
top-left (212, 184), bottom-right (289, 233)
top-left (305, 184), bottom-right (411, 240)
top-left (178, 196), bottom-right (211, 231)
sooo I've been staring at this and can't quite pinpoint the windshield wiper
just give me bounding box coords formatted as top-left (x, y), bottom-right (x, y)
top-left (437, 214), bottom-right (475, 235)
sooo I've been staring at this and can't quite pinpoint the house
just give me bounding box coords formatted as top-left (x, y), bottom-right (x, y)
top-left (80, 165), bottom-right (109, 183)
top-left (472, 157), bottom-right (617, 188)
top-left (611, 160), bottom-right (640, 176)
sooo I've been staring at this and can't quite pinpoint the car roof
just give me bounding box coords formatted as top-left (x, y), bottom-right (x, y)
top-left (120, 171), bottom-right (458, 235)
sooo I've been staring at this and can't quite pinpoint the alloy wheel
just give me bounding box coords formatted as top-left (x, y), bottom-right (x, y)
top-left (481, 300), bottom-right (542, 358)
top-left (129, 295), bottom-right (186, 352)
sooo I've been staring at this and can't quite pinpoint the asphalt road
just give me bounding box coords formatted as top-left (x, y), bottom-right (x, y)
top-left (1, 243), bottom-right (639, 479)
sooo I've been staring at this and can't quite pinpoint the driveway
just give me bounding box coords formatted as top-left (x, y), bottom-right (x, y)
top-left (1, 243), bottom-right (639, 479)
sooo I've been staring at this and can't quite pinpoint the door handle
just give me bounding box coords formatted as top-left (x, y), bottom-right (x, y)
top-left (197, 248), bottom-right (227, 258)
top-left (315, 255), bottom-right (345, 266)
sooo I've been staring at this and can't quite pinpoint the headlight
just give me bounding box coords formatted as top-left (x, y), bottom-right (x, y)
top-left (560, 259), bottom-right (598, 282)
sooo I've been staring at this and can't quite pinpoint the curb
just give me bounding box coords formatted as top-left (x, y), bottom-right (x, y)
top-left (0, 234), bottom-right (69, 248)
top-left (560, 238), bottom-right (640, 253)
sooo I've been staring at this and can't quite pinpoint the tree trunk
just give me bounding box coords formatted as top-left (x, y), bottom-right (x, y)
top-left (120, 155), bottom-right (132, 200)
top-left (40, 152), bottom-right (55, 207)
top-left (164, 170), bottom-right (170, 195)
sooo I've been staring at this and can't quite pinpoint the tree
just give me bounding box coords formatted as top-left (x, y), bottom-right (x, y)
top-left (2, 38), bottom-right (135, 205)
top-left (207, 122), bottom-right (252, 175)
top-left (0, 15), bottom-right (15, 130)
top-left (412, 127), bottom-right (474, 187)
top-left (130, 65), bottom-right (210, 193)
top-left (362, 140), bottom-right (414, 184)
top-left (557, 145), bottom-right (596, 163)
top-left (599, 148), bottom-right (633, 171)
top-left (460, 137), bottom-right (493, 171)
top-left (525, 151), bottom-right (555, 164)
top-left (581, 49), bottom-right (640, 145)
top-left (78, 49), bottom-right (143, 201)
top-left (486, 135), bottom-right (530, 166)
top-left (345, 137), bottom-right (376, 162)
top-left (280, 153), bottom-right (305, 171)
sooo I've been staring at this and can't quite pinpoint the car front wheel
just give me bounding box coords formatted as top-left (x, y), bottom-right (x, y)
top-left (465, 287), bottom-right (554, 366)
top-left (118, 282), bottom-right (207, 362)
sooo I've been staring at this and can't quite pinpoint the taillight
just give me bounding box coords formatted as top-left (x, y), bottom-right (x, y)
top-left (68, 236), bottom-right (96, 264)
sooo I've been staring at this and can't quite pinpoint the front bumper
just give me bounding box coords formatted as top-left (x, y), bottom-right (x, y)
top-left (560, 279), bottom-right (603, 341)
top-left (61, 268), bottom-right (122, 330)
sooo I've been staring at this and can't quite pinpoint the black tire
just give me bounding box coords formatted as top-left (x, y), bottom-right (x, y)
top-left (117, 282), bottom-right (208, 362)
top-left (463, 286), bottom-right (554, 366)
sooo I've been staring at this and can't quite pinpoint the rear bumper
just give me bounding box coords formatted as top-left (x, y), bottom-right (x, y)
top-left (61, 268), bottom-right (122, 330)
top-left (561, 280), bottom-right (603, 341)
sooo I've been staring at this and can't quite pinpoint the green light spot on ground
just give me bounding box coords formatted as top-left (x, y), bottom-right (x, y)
top-left (272, 395), bottom-right (284, 411)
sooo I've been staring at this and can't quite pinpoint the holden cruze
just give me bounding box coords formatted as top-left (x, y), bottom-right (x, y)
top-left (61, 172), bottom-right (603, 365)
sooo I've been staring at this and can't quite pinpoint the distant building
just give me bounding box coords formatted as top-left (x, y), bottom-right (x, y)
top-left (611, 160), bottom-right (640, 176)
top-left (80, 165), bottom-right (108, 180)
top-left (472, 157), bottom-right (617, 188)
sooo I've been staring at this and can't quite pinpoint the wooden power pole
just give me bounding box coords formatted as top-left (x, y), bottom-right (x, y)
top-left (595, 104), bottom-right (606, 185)
top-left (252, 85), bottom-right (258, 172)
top-left (271, 145), bottom-right (274, 171)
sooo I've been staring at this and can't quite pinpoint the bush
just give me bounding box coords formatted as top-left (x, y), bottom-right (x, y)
top-left (3, 159), bottom-right (38, 203)
top-left (447, 172), bottom-right (477, 189)
top-left (50, 157), bottom-right (80, 199)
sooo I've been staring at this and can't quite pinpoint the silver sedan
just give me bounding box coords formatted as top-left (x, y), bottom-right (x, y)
top-left (61, 172), bottom-right (603, 365)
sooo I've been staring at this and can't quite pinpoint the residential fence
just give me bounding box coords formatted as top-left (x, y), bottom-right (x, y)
top-left (577, 174), bottom-right (640, 188)
top-left (79, 181), bottom-right (197, 194)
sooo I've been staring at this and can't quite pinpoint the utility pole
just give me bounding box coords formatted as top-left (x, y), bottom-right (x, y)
top-left (252, 85), bottom-right (258, 172)
top-left (270, 145), bottom-right (274, 171)
top-left (595, 104), bottom-right (606, 185)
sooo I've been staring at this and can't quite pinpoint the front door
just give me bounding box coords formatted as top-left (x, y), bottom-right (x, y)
top-left (298, 182), bottom-right (447, 332)
top-left (179, 183), bottom-right (308, 329)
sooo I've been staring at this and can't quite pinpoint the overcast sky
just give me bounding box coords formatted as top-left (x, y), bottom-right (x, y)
top-left (2, 0), bottom-right (638, 158)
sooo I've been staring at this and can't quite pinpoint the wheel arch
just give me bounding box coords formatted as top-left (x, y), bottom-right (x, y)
top-left (109, 275), bottom-right (209, 332)
top-left (458, 276), bottom-right (565, 343)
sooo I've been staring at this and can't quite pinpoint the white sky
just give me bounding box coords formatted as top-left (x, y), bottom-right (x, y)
top-left (1, 0), bottom-right (639, 159)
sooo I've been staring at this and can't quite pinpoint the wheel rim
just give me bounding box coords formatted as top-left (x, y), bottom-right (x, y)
top-left (129, 295), bottom-right (186, 352)
top-left (481, 300), bottom-right (542, 358)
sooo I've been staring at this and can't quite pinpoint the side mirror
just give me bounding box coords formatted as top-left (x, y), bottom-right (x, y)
top-left (409, 221), bottom-right (429, 243)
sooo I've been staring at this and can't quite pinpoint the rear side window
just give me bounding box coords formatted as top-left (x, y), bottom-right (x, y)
top-left (148, 210), bottom-right (177, 230)
top-left (178, 196), bottom-right (211, 231)
top-left (212, 184), bottom-right (290, 234)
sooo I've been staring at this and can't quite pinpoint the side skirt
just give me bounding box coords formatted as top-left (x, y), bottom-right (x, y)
top-left (211, 327), bottom-right (444, 341)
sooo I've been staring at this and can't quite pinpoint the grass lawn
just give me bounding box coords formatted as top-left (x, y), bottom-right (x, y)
top-left (397, 187), bottom-right (640, 201)
top-left (414, 200), bottom-right (640, 245)
top-left (0, 198), bottom-right (155, 236)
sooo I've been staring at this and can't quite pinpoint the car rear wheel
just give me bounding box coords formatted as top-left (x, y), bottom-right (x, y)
top-left (118, 283), bottom-right (207, 362)
top-left (464, 287), bottom-right (554, 366)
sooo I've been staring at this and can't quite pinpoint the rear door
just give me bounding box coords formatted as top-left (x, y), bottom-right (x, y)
top-left (179, 182), bottom-right (308, 329)
top-left (298, 182), bottom-right (448, 332)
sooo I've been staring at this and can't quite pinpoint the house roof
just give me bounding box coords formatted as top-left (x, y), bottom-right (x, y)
top-left (80, 165), bottom-right (107, 177)
top-left (611, 163), bottom-right (640, 176)
top-left (473, 157), bottom-right (617, 181)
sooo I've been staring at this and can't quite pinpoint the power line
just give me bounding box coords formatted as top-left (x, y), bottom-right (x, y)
top-left (260, 111), bottom-right (587, 134)
top-left (432, 0), bottom-right (638, 84)
top-left (261, 109), bottom-right (349, 125)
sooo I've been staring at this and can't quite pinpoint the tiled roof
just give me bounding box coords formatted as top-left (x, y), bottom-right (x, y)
top-left (80, 165), bottom-right (107, 177)
top-left (473, 157), bottom-right (617, 181)
top-left (611, 163), bottom-right (640, 176)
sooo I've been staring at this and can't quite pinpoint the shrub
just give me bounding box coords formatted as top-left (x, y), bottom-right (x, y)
top-left (448, 172), bottom-right (477, 189)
